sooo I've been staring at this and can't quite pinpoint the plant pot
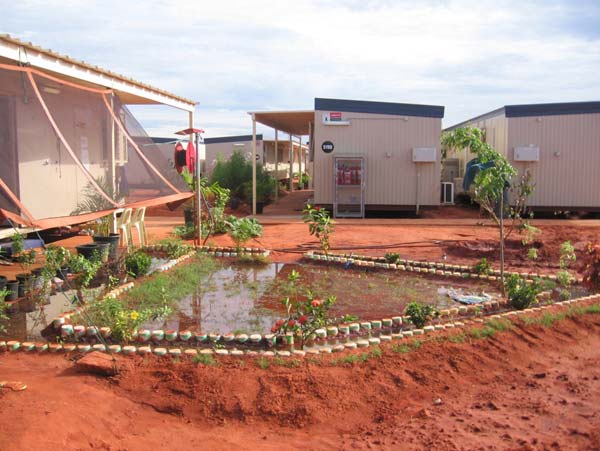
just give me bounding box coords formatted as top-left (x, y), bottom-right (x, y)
top-left (93, 234), bottom-right (120, 261)
top-left (76, 243), bottom-right (102, 261)
top-left (183, 208), bottom-right (194, 226)
top-left (5, 280), bottom-right (18, 302)
top-left (0, 275), bottom-right (7, 291)
top-left (94, 242), bottom-right (111, 263)
top-left (229, 197), bottom-right (240, 210)
top-left (256, 201), bottom-right (265, 214)
top-left (31, 267), bottom-right (44, 290)
top-left (15, 273), bottom-right (33, 298)
top-left (303, 182), bottom-right (309, 189)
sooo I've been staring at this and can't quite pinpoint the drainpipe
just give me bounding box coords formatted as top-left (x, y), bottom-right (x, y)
top-left (416, 163), bottom-right (421, 216)
top-left (274, 129), bottom-right (278, 201)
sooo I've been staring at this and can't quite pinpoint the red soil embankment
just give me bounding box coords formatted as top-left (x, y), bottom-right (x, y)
top-left (1, 304), bottom-right (600, 450)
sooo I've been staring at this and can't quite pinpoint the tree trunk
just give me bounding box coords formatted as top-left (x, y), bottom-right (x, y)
top-left (500, 193), bottom-right (506, 296)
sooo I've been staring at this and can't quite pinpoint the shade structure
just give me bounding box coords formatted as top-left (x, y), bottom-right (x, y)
top-left (250, 110), bottom-right (314, 136)
top-left (0, 63), bottom-right (192, 231)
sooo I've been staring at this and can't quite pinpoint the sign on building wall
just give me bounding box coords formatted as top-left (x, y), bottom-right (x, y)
top-left (322, 112), bottom-right (350, 125)
top-left (322, 141), bottom-right (334, 153)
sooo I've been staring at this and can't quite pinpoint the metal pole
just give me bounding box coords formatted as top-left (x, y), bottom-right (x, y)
top-left (109, 93), bottom-right (117, 232)
top-left (289, 133), bottom-right (293, 191)
top-left (298, 136), bottom-right (303, 188)
top-left (308, 121), bottom-right (312, 188)
top-left (274, 129), bottom-right (279, 201)
top-left (189, 111), bottom-right (200, 246)
top-left (252, 114), bottom-right (257, 215)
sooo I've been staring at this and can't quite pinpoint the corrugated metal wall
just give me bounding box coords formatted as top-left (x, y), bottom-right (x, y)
top-left (313, 111), bottom-right (441, 206)
top-left (507, 113), bottom-right (600, 208)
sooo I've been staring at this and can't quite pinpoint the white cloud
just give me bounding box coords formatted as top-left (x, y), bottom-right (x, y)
top-left (3, 0), bottom-right (599, 132)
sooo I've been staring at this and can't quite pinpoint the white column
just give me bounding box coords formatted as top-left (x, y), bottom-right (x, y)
top-left (298, 136), bottom-right (303, 187)
top-left (289, 133), bottom-right (293, 191)
top-left (274, 129), bottom-right (279, 201)
top-left (252, 114), bottom-right (257, 215)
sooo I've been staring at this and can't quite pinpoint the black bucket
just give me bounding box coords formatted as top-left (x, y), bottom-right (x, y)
top-left (93, 234), bottom-right (120, 261)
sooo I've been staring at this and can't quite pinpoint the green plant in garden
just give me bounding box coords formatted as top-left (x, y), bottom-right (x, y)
top-left (125, 250), bottom-right (152, 278)
top-left (303, 204), bottom-right (334, 254)
top-left (473, 257), bottom-right (492, 275)
top-left (385, 252), bottom-right (400, 264)
top-left (225, 216), bottom-right (263, 251)
top-left (404, 302), bottom-right (438, 328)
top-left (504, 274), bottom-right (541, 310)
top-left (583, 242), bottom-right (600, 292)
top-left (67, 253), bottom-right (103, 303)
top-left (0, 290), bottom-right (10, 334)
top-left (520, 223), bottom-right (541, 246)
top-left (559, 241), bottom-right (576, 269)
top-left (156, 237), bottom-right (193, 259)
top-left (11, 232), bottom-right (37, 272)
top-left (527, 248), bottom-right (539, 261)
top-left (80, 296), bottom-right (170, 342)
top-left (271, 270), bottom-right (354, 348)
top-left (193, 353), bottom-right (218, 366)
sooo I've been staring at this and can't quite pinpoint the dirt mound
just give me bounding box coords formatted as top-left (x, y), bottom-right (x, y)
top-left (107, 308), bottom-right (600, 450)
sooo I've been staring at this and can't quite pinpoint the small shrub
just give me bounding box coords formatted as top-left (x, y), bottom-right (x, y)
top-left (302, 204), bottom-right (334, 254)
top-left (527, 248), bottom-right (538, 261)
top-left (0, 290), bottom-right (10, 334)
top-left (449, 333), bottom-right (467, 343)
top-left (520, 223), bottom-right (541, 246)
top-left (559, 241), bottom-right (576, 269)
top-left (156, 238), bottom-right (193, 259)
top-left (225, 216), bottom-right (263, 251)
top-left (256, 357), bottom-right (270, 369)
top-left (404, 302), bottom-right (438, 328)
top-left (193, 353), bottom-right (218, 366)
top-left (125, 250), bottom-right (152, 278)
top-left (504, 274), bottom-right (541, 310)
top-left (473, 258), bottom-right (492, 275)
top-left (385, 252), bottom-right (400, 264)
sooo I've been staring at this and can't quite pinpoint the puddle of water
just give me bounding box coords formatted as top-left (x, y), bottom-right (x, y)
top-left (143, 262), bottom-right (501, 335)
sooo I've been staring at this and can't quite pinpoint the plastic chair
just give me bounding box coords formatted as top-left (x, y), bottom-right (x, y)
top-left (113, 208), bottom-right (133, 249)
top-left (131, 207), bottom-right (147, 247)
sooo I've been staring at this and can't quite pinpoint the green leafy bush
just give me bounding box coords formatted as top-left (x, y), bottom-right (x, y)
top-left (303, 204), bottom-right (334, 254)
top-left (210, 150), bottom-right (274, 202)
top-left (405, 302), bottom-right (438, 328)
top-left (125, 250), bottom-right (152, 278)
top-left (385, 253), bottom-right (400, 264)
top-left (473, 258), bottom-right (492, 275)
top-left (225, 216), bottom-right (263, 250)
top-left (504, 274), bottom-right (541, 310)
top-left (156, 238), bottom-right (193, 259)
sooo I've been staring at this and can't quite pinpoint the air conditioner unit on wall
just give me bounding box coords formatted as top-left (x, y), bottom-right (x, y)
top-left (412, 147), bottom-right (436, 162)
top-left (514, 146), bottom-right (540, 161)
top-left (441, 182), bottom-right (454, 204)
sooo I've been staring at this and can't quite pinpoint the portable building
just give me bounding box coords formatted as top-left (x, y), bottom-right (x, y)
top-left (444, 101), bottom-right (600, 211)
top-left (204, 134), bottom-right (309, 182)
top-left (250, 98), bottom-right (444, 217)
top-left (0, 35), bottom-right (195, 236)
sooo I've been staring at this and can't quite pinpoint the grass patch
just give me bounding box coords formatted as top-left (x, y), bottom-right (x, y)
top-left (448, 333), bottom-right (467, 343)
top-left (273, 357), bottom-right (301, 368)
top-left (331, 347), bottom-right (382, 366)
top-left (256, 357), bottom-right (270, 369)
top-left (193, 353), bottom-right (218, 366)
top-left (392, 339), bottom-right (422, 354)
top-left (519, 303), bottom-right (600, 328)
top-left (470, 318), bottom-right (514, 340)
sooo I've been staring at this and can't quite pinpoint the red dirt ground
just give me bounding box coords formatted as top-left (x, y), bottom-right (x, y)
top-left (1, 304), bottom-right (600, 450)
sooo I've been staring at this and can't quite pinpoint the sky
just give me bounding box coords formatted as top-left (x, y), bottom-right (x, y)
top-left (3, 0), bottom-right (600, 140)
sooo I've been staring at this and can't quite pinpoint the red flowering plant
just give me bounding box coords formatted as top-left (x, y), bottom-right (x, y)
top-left (271, 270), bottom-right (354, 348)
top-left (302, 204), bottom-right (334, 254)
top-left (583, 242), bottom-right (600, 292)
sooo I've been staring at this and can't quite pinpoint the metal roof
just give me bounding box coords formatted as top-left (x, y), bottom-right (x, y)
top-left (249, 110), bottom-right (315, 136)
top-left (0, 34), bottom-right (196, 111)
top-left (315, 97), bottom-right (445, 118)
top-left (204, 134), bottom-right (263, 144)
top-left (445, 101), bottom-right (600, 131)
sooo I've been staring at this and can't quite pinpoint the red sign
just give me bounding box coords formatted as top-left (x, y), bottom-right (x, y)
top-left (330, 112), bottom-right (342, 121)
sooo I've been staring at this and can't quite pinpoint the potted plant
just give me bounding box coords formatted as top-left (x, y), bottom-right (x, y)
top-left (11, 233), bottom-right (38, 297)
top-left (90, 215), bottom-right (120, 261)
top-left (300, 172), bottom-right (310, 190)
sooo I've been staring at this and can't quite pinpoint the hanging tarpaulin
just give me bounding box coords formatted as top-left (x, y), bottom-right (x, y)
top-left (174, 142), bottom-right (187, 174)
top-left (186, 141), bottom-right (196, 174)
